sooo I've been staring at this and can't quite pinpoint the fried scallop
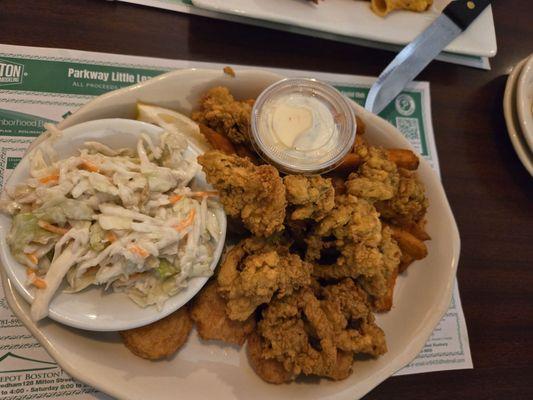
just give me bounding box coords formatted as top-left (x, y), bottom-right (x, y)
top-left (120, 307), bottom-right (192, 360)
top-left (190, 281), bottom-right (255, 345)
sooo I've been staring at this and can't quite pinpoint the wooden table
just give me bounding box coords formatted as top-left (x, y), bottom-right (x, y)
top-left (1, 0), bottom-right (532, 398)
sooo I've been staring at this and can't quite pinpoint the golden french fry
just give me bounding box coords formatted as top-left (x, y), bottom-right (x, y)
top-left (387, 149), bottom-right (420, 170)
top-left (373, 268), bottom-right (398, 312)
top-left (405, 219), bottom-right (431, 241)
top-left (398, 252), bottom-right (415, 273)
top-left (356, 115), bottom-right (366, 136)
top-left (199, 124), bottom-right (236, 155)
top-left (390, 226), bottom-right (428, 260)
top-left (235, 144), bottom-right (257, 161)
top-left (334, 153), bottom-right (363, 175)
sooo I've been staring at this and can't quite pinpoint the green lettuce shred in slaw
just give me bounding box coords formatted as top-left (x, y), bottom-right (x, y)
top-left (0, 124), bottom-right (221, 322)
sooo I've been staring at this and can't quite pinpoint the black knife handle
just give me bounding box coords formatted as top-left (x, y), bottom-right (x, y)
top-left (443, 0), bottom-right (492, 31)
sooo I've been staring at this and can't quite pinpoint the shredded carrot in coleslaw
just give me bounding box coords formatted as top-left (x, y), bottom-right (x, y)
top-left (37, 220), bottom-right (69, 235)
top-left (173, 209), bottom-right (196, 232)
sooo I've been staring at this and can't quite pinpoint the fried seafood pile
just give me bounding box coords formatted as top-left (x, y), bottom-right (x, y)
top-left (119, 87), bottom-right (430, 384)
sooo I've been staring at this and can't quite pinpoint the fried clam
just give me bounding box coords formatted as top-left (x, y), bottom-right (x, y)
top-left (217, 237), bottom-right (312, 321)
top-left (376, 167), bottom-right (428, 226)
top-left (312, 226), bottom-right (401, 312)
top-left (306, 190), bottom-right (401, 311)
top-left (346, 145), bottom-right (400, 202)
top-left (283, 175), bottom-right (335, 221)
top-left (190, 281), bottom-right (255, 345)
top-left (248, 280), bottom-right (386, 383)
top-left (120, 307), bottom-right (192, 360)
top-left (191, 86), bottom-right (253, 145)
top-left (314, 194), bottom-right (382, 246)
top-left (197, 150), bottom-right (286, 237)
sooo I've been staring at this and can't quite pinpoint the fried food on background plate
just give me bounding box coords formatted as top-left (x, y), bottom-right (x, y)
top-left (190, 281), bottom-right (255, 345)
top-left (197, 150), bottom-right (286, 237)
top-left (248, 280), bottom-right (386, 383)
top-left (192, 86), bottom-right (254, 145)
top-left (284, 175), bottom-right (335, 221)
top-left (217, 237), bottom-right (313, 321)
top-left (120, 307), bottom-right (192, 360)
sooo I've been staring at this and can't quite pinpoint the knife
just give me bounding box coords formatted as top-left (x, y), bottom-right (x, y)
top-left (365, 0), bottom-right (492, 114)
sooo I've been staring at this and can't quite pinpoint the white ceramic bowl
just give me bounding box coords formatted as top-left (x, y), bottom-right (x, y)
top-left (0, 118), bottom-right (227, 331)
top-left (0, 68), bottom-right (460, 400)
top-left (516, 54), bottom-right (533, 151)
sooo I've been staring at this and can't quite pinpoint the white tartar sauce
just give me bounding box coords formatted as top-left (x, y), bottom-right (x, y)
top-left (262, 93), bottom-right (338, 152)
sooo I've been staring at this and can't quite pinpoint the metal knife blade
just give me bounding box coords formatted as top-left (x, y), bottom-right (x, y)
top-left (365, 0), bottom-right (492, 115)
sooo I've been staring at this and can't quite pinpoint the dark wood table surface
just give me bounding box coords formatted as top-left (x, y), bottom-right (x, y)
top-left (2, 0), bottom-right (532, 398)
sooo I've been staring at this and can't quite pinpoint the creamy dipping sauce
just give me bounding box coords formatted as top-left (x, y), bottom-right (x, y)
top-left (263, 93), bottom-right (338, 152)
top-left (251, 78), bottom-right (355, 174)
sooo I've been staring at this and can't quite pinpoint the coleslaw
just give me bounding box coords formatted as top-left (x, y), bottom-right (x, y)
top-left (0, 125), bottom-right (221, 322)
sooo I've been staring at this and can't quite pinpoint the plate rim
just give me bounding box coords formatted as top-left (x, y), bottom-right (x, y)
top-left (0, 67), bottom-right (461, 400)
top-left (503, 58), bottom-right (533, 175)
top-left (515, 54), bottom-right (533, 151)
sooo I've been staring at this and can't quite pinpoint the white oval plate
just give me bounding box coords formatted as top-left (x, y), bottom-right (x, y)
top-left (516, 54), bottom-right (533, 151)
top-left (503, 58), bottom-right (533, 175)
top-left (1, 68), bottom-right (460, 400)
top-left (0, 118), bottom-right (227, 331)
top-left (191, 0), bottom-right (496, 57)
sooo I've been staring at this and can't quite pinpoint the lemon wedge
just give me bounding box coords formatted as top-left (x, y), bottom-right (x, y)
top-left (136, 103), bottom-right (211, 152)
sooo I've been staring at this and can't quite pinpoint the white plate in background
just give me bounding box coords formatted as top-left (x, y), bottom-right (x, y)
top-left (192, 0), bottom-right (496, 57)
top-left (1, 68), bottom-right (460, 400)
top-left (516, 54), bottom-right (533, 151)
top-left (503, 58), bottom-right (533, 175)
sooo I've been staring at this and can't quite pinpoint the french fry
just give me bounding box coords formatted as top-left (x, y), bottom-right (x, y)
top-left (334, 153), bottom-right (363, 174)
top-left (387, 149), bottom-right (419, 170)
top-left (373, 268), bottom-right (398, 312)
top-left (390, 226), bottom-right (428, 260)
top-left (405, 219), bottom-right (431, 241)
top-left (355, 115), bottom-right (366, 136)
top-left (235, 144), bottom-right (257, 161)
top-left (199, 124), bottom-right (236, 154)
top-left (398, 252), bottom-right (415, 273)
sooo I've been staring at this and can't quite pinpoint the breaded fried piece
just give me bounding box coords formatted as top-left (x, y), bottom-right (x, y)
top-left (247, 332), bottom-right (295, 384)
top-left (251, 282), bottom-right (386, 383)
top-left (312, 226), bottom-right (401, 311)
top-left (346, 146), bottom-right (399, 202)
top-left (198, 151), bottom-right (286, 237)
top-left (192, 87), bottom-right (253, 145)
top-left (321, 279), bottom-right (387, 356)
top-left (312, 242), bottom-right (384, 279)
top-left (217, 237), bottom-right (312, 321)
top-left (316, 195), bottom-right (382, 246)
top-left (258, 288), bottom-right (337, 378)
top-left (376, 168), bottom-right (428, 225)
top-left (190, 281), bottom-right (255, 345)
top-left (120, 307), bottom-right (192, 360)
top-left (358, 226), bottom-right (401, 308)
top-left (284, 175), bottom-right (335, 221)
